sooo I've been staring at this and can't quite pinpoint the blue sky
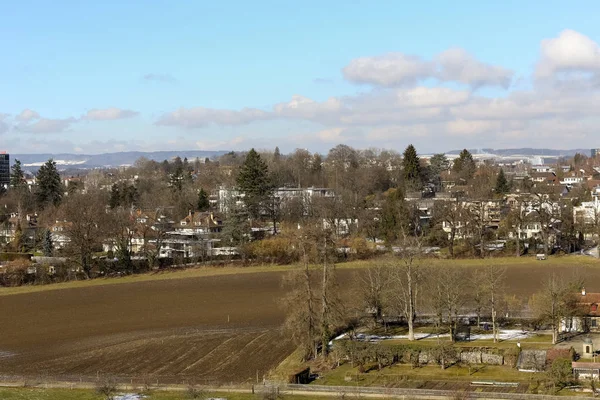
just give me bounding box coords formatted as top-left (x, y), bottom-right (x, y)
top-left (2, 0), bottom-right (600, 154)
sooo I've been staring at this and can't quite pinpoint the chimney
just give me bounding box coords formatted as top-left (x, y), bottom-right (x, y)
top-left (582, 287), bottom-right (587, 296)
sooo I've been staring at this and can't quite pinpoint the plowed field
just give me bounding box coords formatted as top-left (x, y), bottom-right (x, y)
top-left (0, 258), bottom-right (599, 384)
top-left (0, 271), bottom-right (292, 384)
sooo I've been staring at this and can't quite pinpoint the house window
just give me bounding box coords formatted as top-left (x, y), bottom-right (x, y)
top-left (593, 319), bottom-right (598, 328)
top-left (587, 346), bottom-right (591, 353)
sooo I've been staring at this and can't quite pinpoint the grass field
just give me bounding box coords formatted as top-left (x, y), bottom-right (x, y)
top-left (0, 255), bottom-right (598, 385)
top-left (0, 388), bottom-right (347, 400)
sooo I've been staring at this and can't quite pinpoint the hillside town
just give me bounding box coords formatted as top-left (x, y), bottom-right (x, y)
top-left (1, 145), bottom-right (600, 283)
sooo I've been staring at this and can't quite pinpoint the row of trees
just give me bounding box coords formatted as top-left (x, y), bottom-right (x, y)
top-left (283, 233), bottom-right (586, 361)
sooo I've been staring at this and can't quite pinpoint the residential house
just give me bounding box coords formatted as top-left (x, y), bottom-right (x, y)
top-left (531, 165), bottom-right (555, 173)
top-left (323, 218), bottom-right (359, 236)
top-left (561, 288), bottom-right (600, 333)
top-left (560, 171), bottom-right (587, 186)
top-left (176, 210), bottom-right (223, 235)
top-left (217, 186), bottom-right (335, 213)
top-left (440, 200), bottom-right (503, 240)
top-left (530, 172), bottom-right (558, 185)
top-left (0, 212), bottom-right (38, 248)
top-left (50, 220), bottom-right (71, 249)
top-left (154, 232), bottom-right (219, 259)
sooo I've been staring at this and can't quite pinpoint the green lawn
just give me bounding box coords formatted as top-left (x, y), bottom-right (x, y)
top-left (0, 388), bottom-right (365, 400)
top-left (316, 362), bottom-right (544, 387)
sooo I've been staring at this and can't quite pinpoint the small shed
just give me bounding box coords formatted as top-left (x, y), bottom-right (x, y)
top-left (288, 367), bottom-right (311, 384)
top-left (573, 362), bottom-right (600, 379)
top-left (583, 337), bottom-right (594, 357)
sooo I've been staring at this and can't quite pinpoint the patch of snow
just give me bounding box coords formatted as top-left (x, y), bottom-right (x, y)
top-left (0, 351), bottom-right (16, 359)
top-left (333, 329), bottom-right (534, 344)
top-left (24, 159), bottom-right (88, 167)
top-left (114, 394), bottom-right (147, 400)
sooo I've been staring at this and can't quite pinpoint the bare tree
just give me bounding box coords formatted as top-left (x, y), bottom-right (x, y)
top-left (357, 265), bottom-right (391, 328)
top-left (391, 236), bottom-right (425, 341)
top-left (437, 200), bottom-right (467, 259)
top-left (282, 233), bottom-right (319, 360)
top-left (59, 191), bottom-right (109, 278)
top-left (96, 376), bottom-right (118, 400)
top-left (529, 274), bottom-right (582, 344)
top-left (481, 264), bottom-right (506, 343)
top-left (427, 267), bottom-right (467, 341)
top-left (529, 185), bottom-right (561, 255)
top-left (282, 223), bottom-right (339, 359)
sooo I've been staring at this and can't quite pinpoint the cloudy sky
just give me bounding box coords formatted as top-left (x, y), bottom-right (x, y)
top-left (2, 0), bottom-right (600, 154)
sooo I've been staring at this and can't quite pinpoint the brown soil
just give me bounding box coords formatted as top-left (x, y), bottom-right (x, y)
top-left (0, 271), bottom-right (292, 384)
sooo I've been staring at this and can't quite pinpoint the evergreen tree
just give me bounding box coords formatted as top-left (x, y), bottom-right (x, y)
top-left (36, 159), bottom-right (63, 208)
top-left (43, 229), bottom-right (53, 257)
top-left (10, 159), bottom-right (26, 189)
top-left (429, 153), bottom-right (450, 177)
top-left (495, 168), bottom-right (510, 195)
top-left (236, 148), bottom-right (273, 219)
top-left (169, 163), bottom-right (184, 192)
top-left (197, 188), bottom-right (210, 211)
top-left (12, 222), bottom-right (23, 252)
top-left (402, 144), bottom-right (422, 190)
top-left (452, 149), bottom-right (476, 183)
top-left (380, 187), bottom-right (418, 241)
top-left (109, 184), bottom-right (120, 209)
top-left (274, 146), bottom-right (281, 162)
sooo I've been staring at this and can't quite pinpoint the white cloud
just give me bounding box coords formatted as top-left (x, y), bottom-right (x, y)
top-left (156, 107), bottom-right (270, 128)
top-left (83, 107), bottom-right (139, 121)
top-left (16, 109), bottom-right (40, 122)
top-left (342, 53), bottom-right (435, 86)
top-left (0, 113), bottom-right (8, 134)
top-left (396, 87), bottom-right (470, 107)
top-left (195, 136), bottom-right (246, 150)
top-left (436, 48), bottom-right (513, 88)
top-left (273, 95), bottom-right (344, 122)
top-left (342, 49), bottom-right (512, 88)
top-left (17, 118), bottom-right (75, 134)
top-left (536, 29), bottom-right (600, 78)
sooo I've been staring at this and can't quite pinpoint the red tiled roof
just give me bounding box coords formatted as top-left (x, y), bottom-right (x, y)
top-left (578, 293), bottom-right (600, 316)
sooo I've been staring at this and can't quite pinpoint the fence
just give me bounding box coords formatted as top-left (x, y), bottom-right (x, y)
top-left (277, 383), bottom-right (589, 400)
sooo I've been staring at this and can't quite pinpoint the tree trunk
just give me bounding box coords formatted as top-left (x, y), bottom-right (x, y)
top-left (321, 237), bottom-right (330, 356)
top-left (303, 244), bottom-right (316, 359)
top-left (491, 290), bottom-right (498, 343)
top-left (449, 228), bottom-right (455, 258)
top-left (407, 263), bottom-right (415, 341)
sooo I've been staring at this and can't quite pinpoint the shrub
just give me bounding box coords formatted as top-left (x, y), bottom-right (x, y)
top-left (244, 236), bottom-right (299, 264)
top-left (548, 357), bottom-right (574, 388)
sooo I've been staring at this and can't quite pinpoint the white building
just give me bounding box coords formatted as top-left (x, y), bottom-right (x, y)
top-left (217, 186), bottom-right (335, 213)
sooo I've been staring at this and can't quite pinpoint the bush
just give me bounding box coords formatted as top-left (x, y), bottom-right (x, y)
top-left (244, 236), bottom-right (299, 264)
top-left (548, 357), bottom-right (574, 388)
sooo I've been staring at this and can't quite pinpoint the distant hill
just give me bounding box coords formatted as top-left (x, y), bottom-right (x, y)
top-left (8, 147), bottom-right (595, 172)
top-left (11, 150), bottom-right (230, 170)
top-left (447, 148), bottom-right (591, 157)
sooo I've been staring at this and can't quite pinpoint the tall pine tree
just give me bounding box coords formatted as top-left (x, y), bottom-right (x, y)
top-left (10, 159), bottom-right (26, 190)
top-left (402, 144), bottom-right (422, 191)
top-left (43, 229), bottom-right (53, 257)
top-left (36, 159), bottom-right (63, 209)
top-left (236, 149), bottom-right (273, 220)
top-left (495, 168), bottom-right (510, 195)
top-left (197, 188), bottom-right (210, 211)
top-left (452, 149), bottom-right (476, 183)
